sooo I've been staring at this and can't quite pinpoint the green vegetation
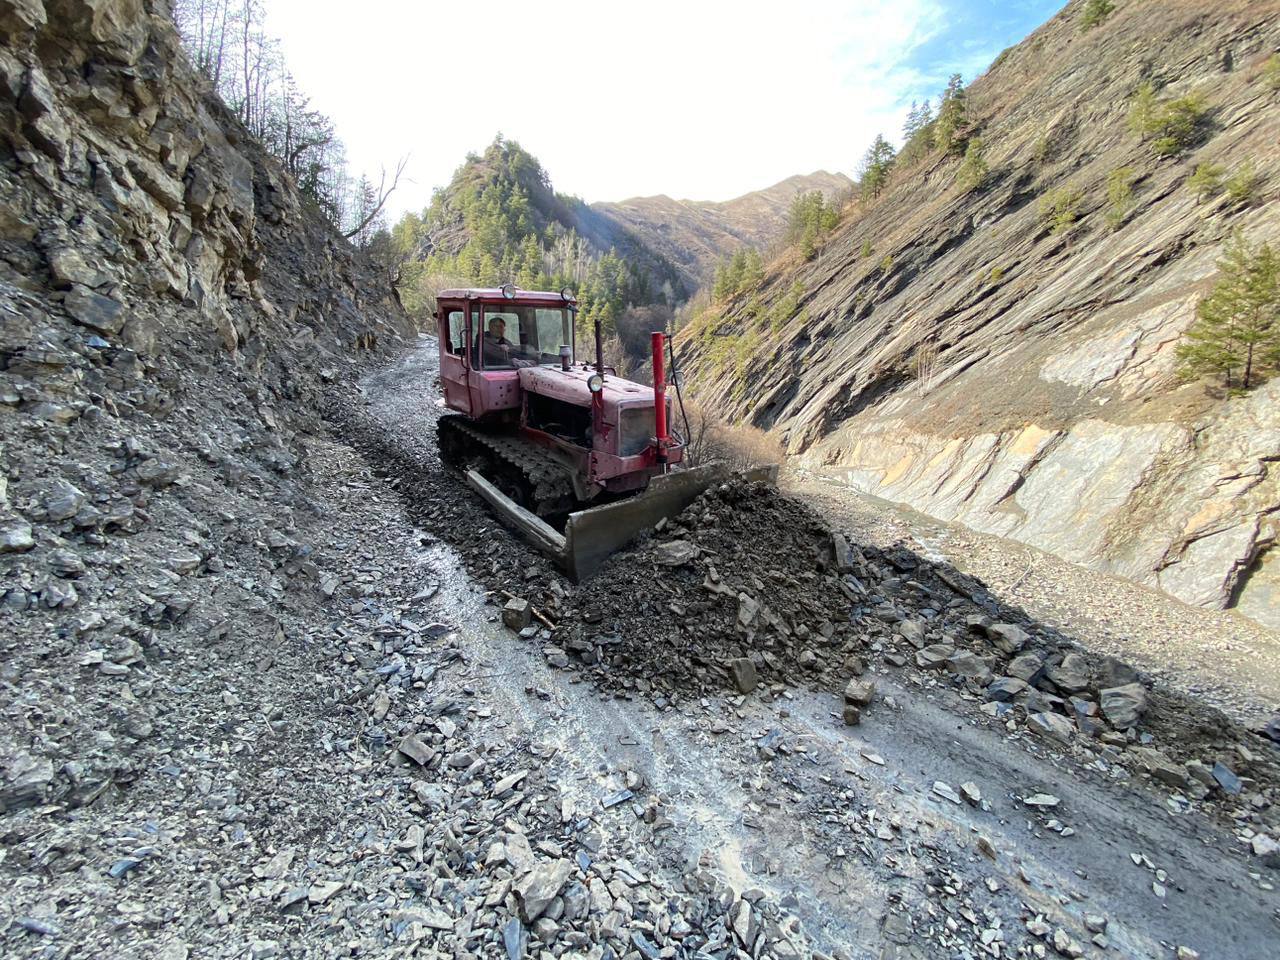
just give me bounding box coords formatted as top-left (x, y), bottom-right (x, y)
top-left (1128, 82), bottom-right (1207, 156)
top-left (859, 239), bottom-right (874, 259)
top-left (712, 248), bottom-right (764, 301)
top-left (1104, 166), bottom-right (1136, 230)
top-left (1177, 231), bottom-right (1280, 391)
top-left (935, 74), bottom-right (970, 155)
top-left (1038, 184), bottom-right (1084, 234)
top-left (989, 266), bottom-right (1005, 284)
top-left (956, 137), bottom-right (989, 192)
top-left (880, 254), bottom-right (894, 274)
top-left (1032, 134), bottom-right (1053, 165)
top-left (1080, 0), bottom-right (1115, 31)
top-left (1226, 161), bottom-right (1260, 206)
top-left (1263, 54), bottom-right (1280, 92)
top-left (390, 138), bottom-right (661, 343)
top-left (766, 283), bottom-right (808, 334)
top-left (859, 134), bottom-right (897, 200)
top-left (899, 100), bottom-right (935, 165)
top-left (1040, 189), bottom-right (1082, 234)
top-left (1186, 162), bottom-right (1225, 202)
top-left (787, 191), bottom-right (841, 259)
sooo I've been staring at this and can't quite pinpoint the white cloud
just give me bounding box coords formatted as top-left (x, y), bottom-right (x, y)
top-left (263, 0), bottom-right (947, 216)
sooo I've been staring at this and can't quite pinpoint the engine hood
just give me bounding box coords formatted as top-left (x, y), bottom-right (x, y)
top-left (518, 366), bottom-right (656, 409)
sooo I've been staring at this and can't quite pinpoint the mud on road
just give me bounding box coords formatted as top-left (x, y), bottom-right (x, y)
top-left (331, 336), bottom-right (1280, 959)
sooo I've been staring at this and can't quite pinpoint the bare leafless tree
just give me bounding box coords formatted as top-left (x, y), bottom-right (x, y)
top-left (343, 157), bottom-right (409, 242)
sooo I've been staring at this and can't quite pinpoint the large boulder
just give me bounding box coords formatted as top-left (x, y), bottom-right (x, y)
top-left (0, 0), bottom-right (46, 40)
top-left (986, 622), bottom-right (1029, 654)
top-left (1044, 652), bottom-right (1091, 695)
top-left (47, 0), bottom-right (148, 65)
top-left (1100, 682), bottom-right (1147, 729)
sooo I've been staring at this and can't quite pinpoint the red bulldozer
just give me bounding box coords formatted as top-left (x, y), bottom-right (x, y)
top-left (434, 284), bottom-right (736, 578)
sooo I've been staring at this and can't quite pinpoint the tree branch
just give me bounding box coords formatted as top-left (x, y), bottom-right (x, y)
top-left (342, 156), bottom-right (408, 240)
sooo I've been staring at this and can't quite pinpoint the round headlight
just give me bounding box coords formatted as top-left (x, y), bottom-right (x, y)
top-left (587, 373), bottom-right (604, 394)
top-left (560, 285), bottom-right (576, 303)
top-left (500, 282), bottom-right (517, 300)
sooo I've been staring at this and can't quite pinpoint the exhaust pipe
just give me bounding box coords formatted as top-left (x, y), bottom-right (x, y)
top-left (651, 331), bottom-right (669, 462)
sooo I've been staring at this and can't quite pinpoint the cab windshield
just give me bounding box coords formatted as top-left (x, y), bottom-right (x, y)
top-left (479, 304), bottom-right (574, 370)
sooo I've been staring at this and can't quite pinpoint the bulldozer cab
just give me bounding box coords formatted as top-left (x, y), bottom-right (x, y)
top-left (436, 287), bottom-right (576, 417)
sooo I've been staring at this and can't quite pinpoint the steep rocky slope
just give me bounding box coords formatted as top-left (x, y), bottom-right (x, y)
top-left (678, 0), bottom-right (1280, 628)
top-left (0, 0), bottom-right (412, 824)
top-left (593, 171), bottom-right (853, 290)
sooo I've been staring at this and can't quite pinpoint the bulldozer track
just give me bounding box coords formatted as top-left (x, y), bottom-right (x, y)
top-left (438, 415), bottom-right (577, 515)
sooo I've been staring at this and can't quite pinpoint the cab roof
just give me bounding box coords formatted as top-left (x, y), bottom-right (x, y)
top-left (436, 288), bottom-right (574, 304)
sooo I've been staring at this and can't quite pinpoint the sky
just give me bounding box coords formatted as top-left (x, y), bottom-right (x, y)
top-left (263, 0), bottom-right (1063, 219)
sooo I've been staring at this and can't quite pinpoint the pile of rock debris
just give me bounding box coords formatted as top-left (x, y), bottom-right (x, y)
top-left (506, 480), bottom-right (1280, 843)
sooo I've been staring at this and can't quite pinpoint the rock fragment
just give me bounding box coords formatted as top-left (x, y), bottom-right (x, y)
top-left (727, 657), bottom-right (757, 694)
top-left (1099, 682), bottom-right (1147, 729)
top-left (514, 859), bottom-right (573, 923)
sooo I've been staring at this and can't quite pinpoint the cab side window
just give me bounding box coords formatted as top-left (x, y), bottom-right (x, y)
top-left (445, 310), bottom-right (465, 356)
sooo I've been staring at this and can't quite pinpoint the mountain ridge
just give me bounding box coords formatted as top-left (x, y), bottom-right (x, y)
top-left (592, 170), bottom-right (853, 290)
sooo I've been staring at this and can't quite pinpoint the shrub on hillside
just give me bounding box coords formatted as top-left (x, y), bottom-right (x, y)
top-left (1225, 161), bottom-right (1260, 206)
top-left (1264, 54), bottom-right (1280, 92)
top-left (1128, 83), bottom-right (1207, 156)
top-left (1080, 0), bottom-right (1115, 31)
top-left (1038, 184), bottom-right (1085, 234)
top-left (1186, 162), bottom-right (1225, 202)
top-left (1177, 231), bottom-right (1280, 391)
top-left (1104, 166), bottom-right (1136, 230)
top-left (681, 402), bottom-right (784, 470)
top-left (957, 137), bottom-right (989, 192)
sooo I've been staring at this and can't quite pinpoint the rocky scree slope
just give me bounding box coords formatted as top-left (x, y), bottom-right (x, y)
top-left (592, 171), bottom-right (853, 291)
top-left (677, 0), bottom-right (1280, 627)
top-left (0, 0), bottom-right (412, 823)
top-left (0, 9), bottom-right (822, 957)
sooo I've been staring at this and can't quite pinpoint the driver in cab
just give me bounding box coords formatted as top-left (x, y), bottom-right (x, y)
top-left (482, 316), bottom-right (514, 367)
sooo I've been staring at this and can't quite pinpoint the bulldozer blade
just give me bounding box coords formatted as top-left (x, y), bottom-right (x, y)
top-left (467, 464), bottom-right (777, 581)
top-left (564, 464), bottom-right (778, 581)
top-left (466, 469), bottom-right (567, 557)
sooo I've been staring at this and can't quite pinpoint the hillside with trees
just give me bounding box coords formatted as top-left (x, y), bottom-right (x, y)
top-left (675, 0), bottom-right (1280, 627)
top-left (172, 0), bottom-right (401, 244)
top-left (386, 138), bottom-right (689, 373)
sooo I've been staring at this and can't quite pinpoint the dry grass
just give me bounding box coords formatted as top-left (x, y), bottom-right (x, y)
top-left (679, 400), bottom-right (784, 470)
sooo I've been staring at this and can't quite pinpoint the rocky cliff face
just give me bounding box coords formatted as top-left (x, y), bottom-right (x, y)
top-left (678, 0), bottom-right (1280, 627)
top-left (0, 0), bottom-right (411, 804)
top-left (593, 171), bottom-right (853, 290)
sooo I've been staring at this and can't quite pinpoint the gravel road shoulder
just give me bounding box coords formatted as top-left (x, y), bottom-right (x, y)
top-left (788, 472), bottom-right (1280, 728)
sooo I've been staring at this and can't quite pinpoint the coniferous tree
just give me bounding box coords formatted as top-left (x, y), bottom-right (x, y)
top-left (859, 134), bottom-right (897, 199)
top-left (1186, 162), bottom-right (1225, 202)
top-left (934, 74), bottom-right (969, 154)
top-left (956, 138), bottom-right (988, 192)
top-left (1177, 232), bottom-right (1280, 390)
top-left (1104, 167), bottom-right (1136, 229)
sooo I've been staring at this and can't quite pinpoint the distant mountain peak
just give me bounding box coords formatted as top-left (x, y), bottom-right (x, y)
top-left (593, 171), bottom-right (853, 288)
